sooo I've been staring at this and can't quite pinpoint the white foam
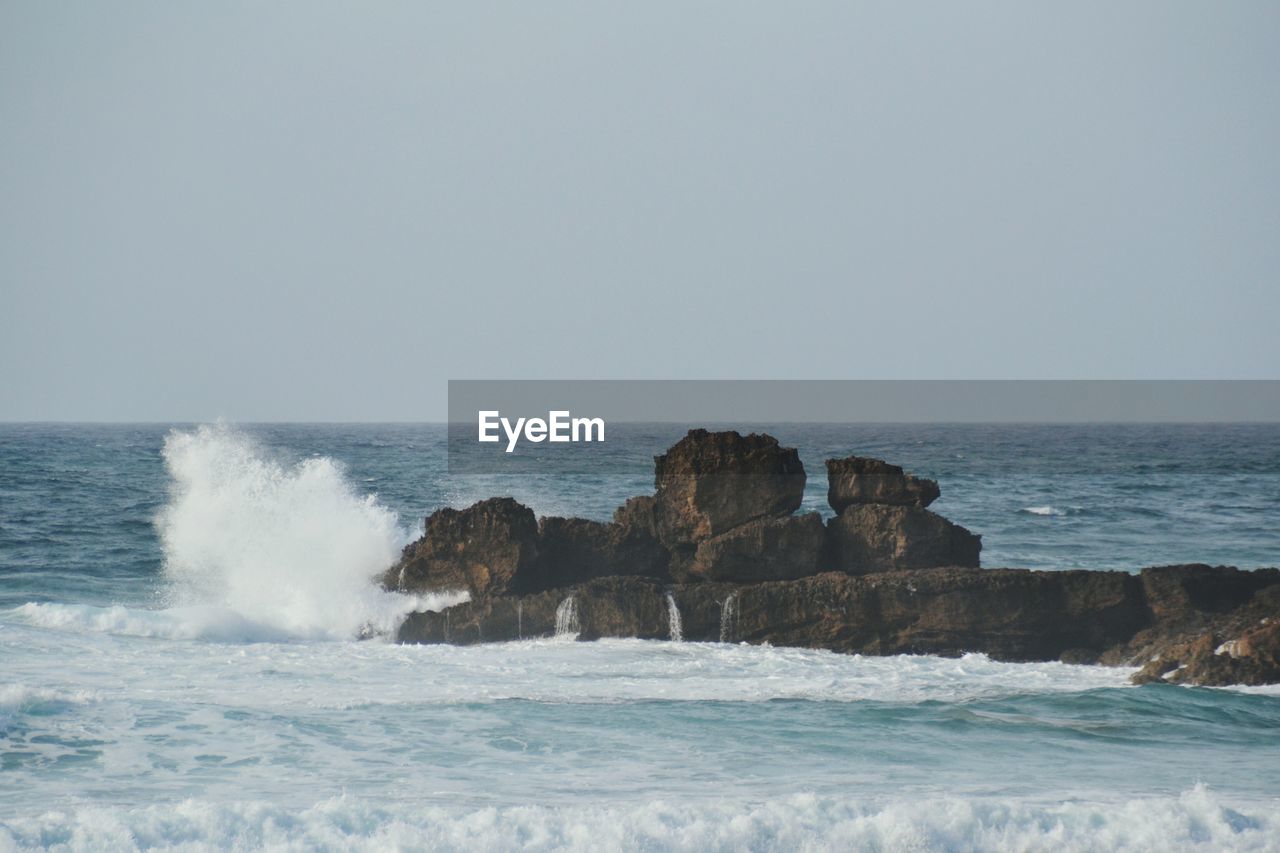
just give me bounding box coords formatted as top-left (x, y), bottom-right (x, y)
top-left (1023, 505), bottom-right (1067, 516)
top-left (12, 595), bottom-right (466, 643)
top-left (0, 684), bottom-right (96, 714)
top-left (152, 424), bottom-right (438, 640)
top-left (1, 786), bottom-right (1274, 853)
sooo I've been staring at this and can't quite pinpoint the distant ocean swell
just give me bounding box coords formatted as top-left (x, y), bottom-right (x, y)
top-left (2, 787), bottom-right (1276, 853)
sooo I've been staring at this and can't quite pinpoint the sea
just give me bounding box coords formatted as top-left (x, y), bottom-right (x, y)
top-left (2, 422), bottom-right (1279, 852)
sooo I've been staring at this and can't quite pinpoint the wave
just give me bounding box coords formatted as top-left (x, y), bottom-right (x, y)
top-left (145, 424), bottom-right (450, 640)
top-left (11, 594), bottom-right (467, 643)
top-left (1, 786), bottom-right (1274, 852)
top-left (0, 684), bottom-right (97, 735)
top-left (1022, 505), bottom-right (1073, 516)
top-left (0, 684), bottom-right (96, 714)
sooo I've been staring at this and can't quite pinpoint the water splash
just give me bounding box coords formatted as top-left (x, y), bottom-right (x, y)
top-left (720, 593), bottom-right (738, 643)
top-left (155, 424), bottom-right (430, 640)
top-left (666, 592), bottom-right (683, 642)
top-left (554, 596), bottom-right (579, 638)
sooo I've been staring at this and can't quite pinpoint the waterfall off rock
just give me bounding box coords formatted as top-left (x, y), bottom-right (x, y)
top-left (720, 593), bottom-right (738, 643)
top-left (554, 596), bottom-right (579, 638)
top-left (666, 592), bottom-right (684, 642)
top-left (517, 601), bottom-right (523, 640)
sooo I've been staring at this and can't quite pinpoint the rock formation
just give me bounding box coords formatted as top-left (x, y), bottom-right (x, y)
top-left (653, 429), bottom-right (805, 547)
top-left (826, 456), bottom-right (940, 511)
top-left (826, 504), bottom-right (981, 573)
top-left (387, 497), bottom-right (539, 598)
top-left (387, 429), bottom-right (1280, 686)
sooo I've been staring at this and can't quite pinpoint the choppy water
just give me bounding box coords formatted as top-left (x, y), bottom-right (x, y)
top-left (2, 423), bottom-right (1279, 851)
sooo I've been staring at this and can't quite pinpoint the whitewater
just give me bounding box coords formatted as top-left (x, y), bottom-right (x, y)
top-left (3, 423), bottom-right (1279, 851)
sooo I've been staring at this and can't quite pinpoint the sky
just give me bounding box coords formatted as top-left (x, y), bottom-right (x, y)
top-left (2, 2), bottom-right (1278, 421)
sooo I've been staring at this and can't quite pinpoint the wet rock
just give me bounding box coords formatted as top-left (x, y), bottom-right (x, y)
top-left (825, 456), bottom-right (940, 512)
top-left (528, 514), bottom-right (670, 590)
top-left (1121, 568), bottom-right (1280, 685)
top-left (653, 429), bottom-right (805, 547)
top-left (612, 495), bottom-right (659, 536)
top-left (1131, 618), bottom-right (1280, 687)
top-left (387, 497), bottom-right (538, 597)
top-left (826, 504), bottom-right (981, 574)
top-left (397, 576), bottom-right (672, 643)
top-left (398, 566), bottom-right (1149, 661)
top-left (683, 513), bottom-right (825, 583)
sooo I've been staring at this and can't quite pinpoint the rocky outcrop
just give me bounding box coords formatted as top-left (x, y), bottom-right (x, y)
top-left (388, 429), bottom-right (1279, 686)
top-left (1113, 565), bottom-right (1280, 686)
top-left (398, 576), bottom-right (674, 644)
top-left (684, 513), bottom-right (825, 583)
top-left (826, 456), bottom-right (940, 512)
top-left (826, 504), bottom-right (980, 573)
top-left (389, 497), bottom-right (538, 597)
top-left (528, 514), bottom-right (670, 589)
top-left (653, 429), bottom-right (805, 547)
top-left (399, 567), bottom-right (1149, 661)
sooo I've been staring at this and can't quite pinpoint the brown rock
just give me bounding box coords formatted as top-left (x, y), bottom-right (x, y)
top-left (1123, 569), bottom-right (1280, 685)
top-left (529, 514), bottom-right (670, 590)
top-left (653, 429), bottom-right (805, 547)
top-left (1131, 619), bottom-right (1280, 687)
top-left (825, 456), bottom-right (940, 512)
top-left (387, 497), bottom-right (538, 597)
top-left (612, 495), bottom-right (659, 535)
top-left (684, 513), bottom-right (825, 582)
top-left (826, 504), bottom-right (981, 574)
top-left (398, 566), bottom-right (1148, 662)
top-left (397, 576), bottom-right (672, 643)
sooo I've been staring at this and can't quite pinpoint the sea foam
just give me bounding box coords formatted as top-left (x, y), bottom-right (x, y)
top-left (147, 425), bottom-right (447, 640)
top-left (2, 787), bottom-right (1275, 853)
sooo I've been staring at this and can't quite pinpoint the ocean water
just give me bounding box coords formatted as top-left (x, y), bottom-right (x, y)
top-left (2, 422), bottom-right (1279, 852)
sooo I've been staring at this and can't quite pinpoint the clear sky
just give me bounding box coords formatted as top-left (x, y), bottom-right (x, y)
top-left (2, 2), bottom-right (1277, 421)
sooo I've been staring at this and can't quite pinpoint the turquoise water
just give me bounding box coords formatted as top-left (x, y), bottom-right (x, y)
top-left (2, 423), bottom-right (1279, 851)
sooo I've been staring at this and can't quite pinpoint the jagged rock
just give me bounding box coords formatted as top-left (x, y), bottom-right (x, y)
top-left (826, 504), bottom-right (981, 574)
top-left (1137, 564), bottom-right (1279, 621)
top-left (398, 567), bottom-right (1149, 661)
top-left (1118, 566), bottom-right (1280, 685)
top-left (386, 430), bottom-right (1280, 687)
top-left (1131, 618), bottom-right (1280, 687)
top-left (387, 497), bottom-right (538, 597)
top-left (613, 495), bottom-right (659, 535)
top-left (683, 513), bottom-right (825, 583)
top-left (825, 456), bottom-right (940, 512)
top-left (398, 576), bottom-right (672, 643)
top-left (527, 514), bottom-right (670, 590)
top-left (653, 429), bottom-right (805, 547)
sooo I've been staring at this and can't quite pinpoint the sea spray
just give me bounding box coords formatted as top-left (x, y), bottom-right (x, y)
top-left (720, 593), bottom-right (738, 643)
top-left (666, 592), bottom-right (684, 642)
top-left (554, 596), bottom-right (579, 638)
top-left (156, 424), bottom-right (450, 640)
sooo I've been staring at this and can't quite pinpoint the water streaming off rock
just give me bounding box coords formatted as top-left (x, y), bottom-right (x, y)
top-left (554, 596), bottom-right (579, 638)
top-left (720, 593), bottom-right (738, 643)
top-left (666, 592), bottom-right (683, 642)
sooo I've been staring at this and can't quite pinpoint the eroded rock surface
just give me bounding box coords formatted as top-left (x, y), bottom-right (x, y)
top-left (389, 497), bottom-right (538, 597)
top-left (826, 456), bottom-right (940, 512)
top-left (826, 504), bottom-right (981, 574)
top-left (653, 429), bottom-right (805, 547)
top-left (684, 513), bottom-right (825, 583)
top-left (388, 431), bottom-right (1279, 686)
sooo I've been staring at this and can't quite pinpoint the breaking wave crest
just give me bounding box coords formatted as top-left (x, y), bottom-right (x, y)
top-left (120, 424), bottom-right (456, 641)
top-left (2, 787), bottom-right (1275, 853)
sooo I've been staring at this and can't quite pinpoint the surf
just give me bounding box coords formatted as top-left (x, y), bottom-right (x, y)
top-left (149, 424), bottom-right (452, 641)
